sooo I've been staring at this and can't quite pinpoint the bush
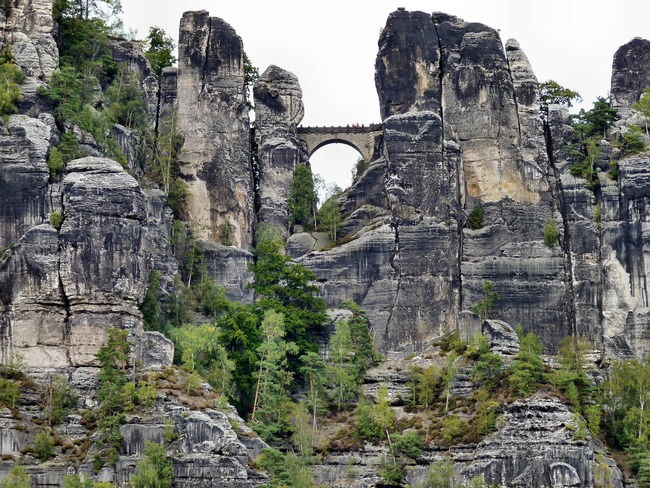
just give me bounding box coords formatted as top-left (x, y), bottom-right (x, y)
top-left (0, 377), bottom-right (20, 409)
top-left (441, 415), bottom-right (464, 445)
top-left (466, 205), bottom-right (484, 230)
top-left (50, 211), bottom-right (64, 231)
top-left (47, 375), bottom-right (77, 425)
top-left (392, 431), bottom-right (424, 459)
top-left (130, 441), bottom-right (173, 488)
top-left (48, 147), bottom-right (65, 180)
top-left (619, 124), bottom-right (646, 156)
top-left (0, 462), bottom-right (31, 488)
top-left (380, 461), bottom-right (406, 486)
top-left (0, 61), bottom-right (25, 117)
top-left (543, 220), bottom-right (559, 248)
top-left (34, 430), bottom-right (54, 461)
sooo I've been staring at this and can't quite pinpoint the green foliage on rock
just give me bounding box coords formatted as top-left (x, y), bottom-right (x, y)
top-left (633, 87), bottom-right (650, 136)
top-left (34, 429), bottom-right (54, 461)
top-left (130, 441), bottom-right (173, 488)
top-left (507, 325), bottom-right (545, 397)
top-left (471, 280), bottom-right (499, 321)
top-left (258, 448), bottom-right (315, 488)
top-left (144, 26), bottom-right (176, 78)
top-left (0, 60), bottom-right (25, 117)
top-left (539, 80), bottom-right (582, 108)
top-left (141, 270), bottom-right (162, 331)
top-left (543, 220), bottom-right (559, 248)
top-left (619, 124), bottom-right (647, 156)
top-left (49, 211), bottom-right (64, 231)
top-left (466, 205), bottom-right (484, 230)
top-left (317, 189), bottom-right (342, 241)
top-left (0, 463), bottom-right (31, 488)
top-left (288, 164), bottom-right (318, 231)
top-left (0, 377), bottom-right (20, 409)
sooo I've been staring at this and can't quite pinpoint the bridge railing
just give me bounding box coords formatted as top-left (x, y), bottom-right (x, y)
top-left (297, 123), bottom-right (382, 134)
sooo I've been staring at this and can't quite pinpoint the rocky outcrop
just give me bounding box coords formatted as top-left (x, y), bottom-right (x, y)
top-left (611, 37), bottom-right (650, 108)
top-left (0, 0), bottom-right (58, 80)
top-left (254, 64), bottom-right (307, 233)
top-left (458, 397), bottom-right (623, 488)
top-left (0, 115), bottom-right (52, 250)
top-left (60, 157), bottom-right (150, 366)
top-left (176, 11), bottom-right (254, 248)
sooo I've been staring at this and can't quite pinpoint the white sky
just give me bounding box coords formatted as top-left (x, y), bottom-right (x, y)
top-left (122, 0), bottom-right (650, 193)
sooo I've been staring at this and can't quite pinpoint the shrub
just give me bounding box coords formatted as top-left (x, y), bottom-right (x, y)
top-left (47, 375), bottom-right (77, 425)
top-left (0, 462), bottom-right (31, 488)
top-left (441, 415), bottom-right (464, 445)
top-left (466, 205), bottom-right (484, 230)
top-left (508, 326), bottom-right (545, 397)
top-left (543, 220), bottom-right (559, 248)
top-left (34, 430), bottom-right (54, 461)
top-left (380, 461), bottom-right (406, 486)
top-left (49, 211), bottom-right (64, 231)
top-left (391, 431), bottom-right (424, 459)
top-left (0, 61), bottom-right (25, 117)
top-left (130, 441), bottom-right (173, 488)
top-left (48, 147), bottom-right (64, 180)
top-left (619, 124), bottom-right (646, 156)
top-left (0, 378), bottom-right (20, 409)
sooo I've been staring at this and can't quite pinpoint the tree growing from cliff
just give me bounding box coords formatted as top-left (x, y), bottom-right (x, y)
top-left (145, 27), bottom-right (176, 78)
top-left (471, 280), bottom-right (499, 320)
top-left (317, 189), bottom-right (342, 241)
top-left (130, 441), bottom-right (173, 488)
top-left (508, 326), bottom-right (545, 397)
top-left (288, 164), bottom-right (318, 231)
top-left (248, 225), bottom-right (327, 377)
top-left (251, 310), bottom-right (298, 440)
top-left (539, 80), bottom-right (582, 108)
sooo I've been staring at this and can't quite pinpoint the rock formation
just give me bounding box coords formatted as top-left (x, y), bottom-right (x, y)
top-left (176, 11), bottom-right (254, 248)
top-left (1, 3), bottom-right (650, 487)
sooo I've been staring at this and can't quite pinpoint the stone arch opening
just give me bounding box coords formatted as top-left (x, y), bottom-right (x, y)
top-left (309, 143), bottom-right (362, 202)
top-left (309, 138), bottom-right (365, 160)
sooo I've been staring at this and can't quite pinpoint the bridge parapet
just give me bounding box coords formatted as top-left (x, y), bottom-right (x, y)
top-left (297, 123), bottom-right (383, 161)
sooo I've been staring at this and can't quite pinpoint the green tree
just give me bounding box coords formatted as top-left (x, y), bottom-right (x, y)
top-left (130, 441), bottom-right (173, 488)
top-left (539, 80), bottom-right (582, 108)
top-left (571, 96), bottom-right (618, 139)
top-left (317, 189), bottom-right (342, 241)
top-left (105, 68), bottom-right (148, 129)
top-left (288, 164), bottom-right (318, 231)
top-left (543, 220), bottom-right (559, 248)
top-left (466, 205), bottom-right (484, 230)
top-left (327, 318), bottom-right (357, 410)
top-left (94, 328), bottom-right (130, 469)
top-left (423, 458), bottom-right (455, 488)
top-left (633, 87), bottom-right (650, 136)
top-left (0, 462), bottom-right (31, 488)
top-left (144, 27), bottom-right (176, 78)
top-left (508, 326), bottom-right (545, 397)
top-left (251, 310), bottom-right (298, 439)
top-left (418, 364), bottom-right (442, 408)
top-left (140, 270), bottom-right (161, 331)
top-left (619, 124), bottom-right (647, 156)
top-left (0, 61), bottom-right (25, 116)
top-left (45, 375), bottom-right (77, 426)
top-left (248, 225), bottom-right (327, 378)
top-left (471, 280), bottom-right (499, 320)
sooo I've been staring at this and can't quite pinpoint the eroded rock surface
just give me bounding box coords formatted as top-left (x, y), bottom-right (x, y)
top-left (177, 11), bottom-right (254, 248)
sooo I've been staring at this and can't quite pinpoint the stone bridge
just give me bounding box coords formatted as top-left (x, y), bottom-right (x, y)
top-left (297, 123), bottom-right (383, 162)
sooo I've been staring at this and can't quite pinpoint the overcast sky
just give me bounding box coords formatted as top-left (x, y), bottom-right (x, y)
top-left (122, 0), bottom-right (650, 194)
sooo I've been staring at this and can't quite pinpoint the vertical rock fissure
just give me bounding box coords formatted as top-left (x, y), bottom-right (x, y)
top-left (431, 15), bottom-right (463, 311)
top-left (56, 192), bottom-right (72, 364)
top-left (504, 48), bottom-right (523, 144)
top-left (543, 120), bottom-right (578, 336)
top-left (384, 219), bottom-right (401, 346)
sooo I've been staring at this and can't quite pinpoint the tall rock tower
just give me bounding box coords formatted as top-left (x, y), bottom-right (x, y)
top-left (176, 11), bottom-right (254, 248)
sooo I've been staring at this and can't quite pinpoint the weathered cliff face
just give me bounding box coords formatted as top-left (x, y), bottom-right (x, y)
top-left (0, 156), bottom-right (157, 368)
top-left (176, 11), bottom-right (254, 249)
top-left (0, 0), bottom-right (59, 80)
top-left (254, 64), bottom-right (307, 232)
top-left (611, 37), bottom-right (650, 108)
top-left (297, 10), bottom-right (566, 351)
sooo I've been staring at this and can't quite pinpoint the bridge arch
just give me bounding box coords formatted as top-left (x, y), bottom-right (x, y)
top-left (297, 124), bottom-right (382, 163)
